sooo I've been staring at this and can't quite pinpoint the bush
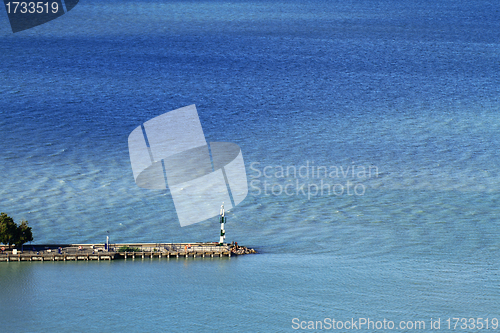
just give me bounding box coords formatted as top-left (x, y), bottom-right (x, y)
top-left (118, 246), bottom-right (141, 252)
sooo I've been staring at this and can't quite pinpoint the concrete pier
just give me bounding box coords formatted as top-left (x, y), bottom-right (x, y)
top-left (0, 242), bottom-right (252, 263)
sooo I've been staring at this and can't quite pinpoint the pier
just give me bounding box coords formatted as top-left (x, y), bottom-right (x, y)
top-left (0, 242), bottom-right (255, 262)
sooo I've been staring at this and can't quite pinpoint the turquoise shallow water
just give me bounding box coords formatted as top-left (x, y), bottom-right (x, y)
top-left (2, 253), bottom-right (500, 332)
top-left (1, 0), bottom-right (500, 331)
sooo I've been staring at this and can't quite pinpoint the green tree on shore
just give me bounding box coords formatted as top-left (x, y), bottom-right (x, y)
top-left (0, 213), bottom-right (33, 247)
top-left (16, 220), bottom-right (33, 248)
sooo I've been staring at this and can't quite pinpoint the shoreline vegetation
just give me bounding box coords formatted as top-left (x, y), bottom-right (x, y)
top-left (0, 213), bottom-right (33, 248)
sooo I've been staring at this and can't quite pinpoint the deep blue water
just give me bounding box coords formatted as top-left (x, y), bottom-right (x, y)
top-left (1, 0), bottom-right (500, 331)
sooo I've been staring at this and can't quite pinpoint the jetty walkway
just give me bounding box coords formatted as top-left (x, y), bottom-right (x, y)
top-left (0, 242), bottom-right (255, 262)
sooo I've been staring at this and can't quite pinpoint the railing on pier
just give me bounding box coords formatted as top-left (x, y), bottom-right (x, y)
top-left (0, 242), bottom-right (234, 262)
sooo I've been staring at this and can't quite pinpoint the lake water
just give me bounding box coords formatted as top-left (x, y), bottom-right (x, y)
top-left (1, 0), bottom-right (500, 331)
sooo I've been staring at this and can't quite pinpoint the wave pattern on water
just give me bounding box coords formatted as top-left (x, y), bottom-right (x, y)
top-left (1, 0), bottom-right (500, 331)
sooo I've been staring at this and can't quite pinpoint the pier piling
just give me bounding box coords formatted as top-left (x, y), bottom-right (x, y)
top-left (0, 242), bottom-right (254, 263)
